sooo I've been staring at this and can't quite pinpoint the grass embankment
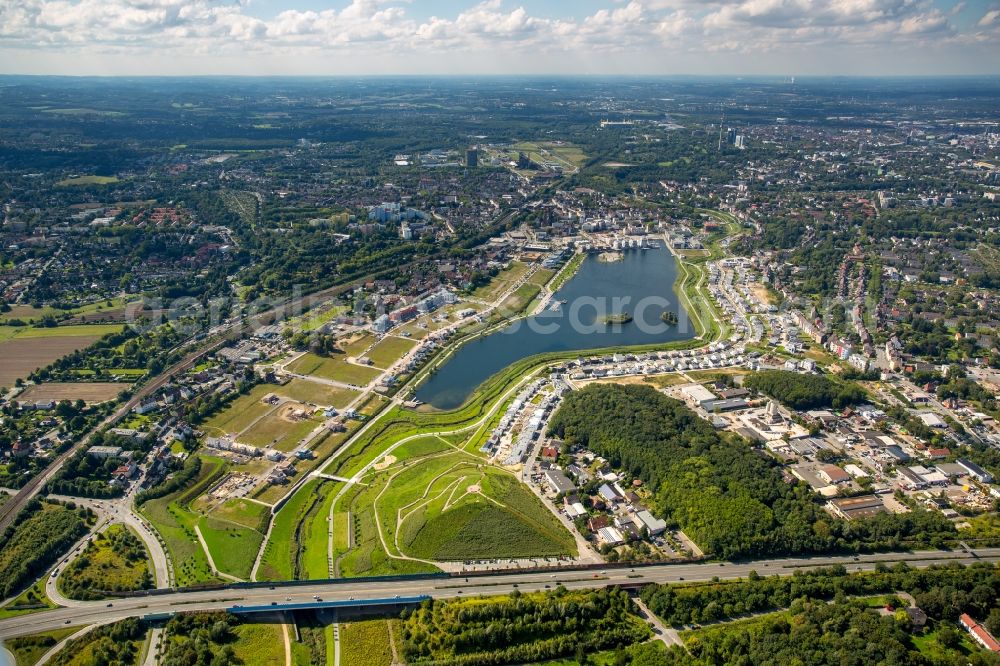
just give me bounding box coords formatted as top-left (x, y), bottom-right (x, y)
top-left (548, 251), bottom-right (585, 292)
top-left (257, 478), bottom-right (339, 581)
top-left (139, 455), bottom-right (228, 586)
top-left (388, 461), bottom-right (575, 561)
top-left (0, 577), bottom-right (56, 620)
top-left (232, 621), bottom-right (286, 666)
top-left (5, 626), bottom-right (80, 666)
top-left (340, 619), bottom-right (393, 666)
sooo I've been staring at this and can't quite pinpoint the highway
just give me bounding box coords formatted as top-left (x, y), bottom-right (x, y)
top-left (2, 548), bottom-right (998, 640)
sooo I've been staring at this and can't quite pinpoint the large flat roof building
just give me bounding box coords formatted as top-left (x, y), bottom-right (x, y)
top-left (828, 495), bottom-right (886, 520)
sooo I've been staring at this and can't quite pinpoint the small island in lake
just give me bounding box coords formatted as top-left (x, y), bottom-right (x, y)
top-left (601, 312), bottom-right (633, 325)
top-left (660, 310), bottom-right (678, 325)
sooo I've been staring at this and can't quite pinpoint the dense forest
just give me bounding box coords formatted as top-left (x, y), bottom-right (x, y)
top-left (401, 588), bottom-right (650, 665)
top-left (48, 618), bottom-right (147, 666)
top-left (160, 612), bottom-right (242, 666)
top-left (547, 384), bottom-right (955, 558)
top-left (0, 500), bottom-right (93, 597)
top-left (743, 370), bottom-right (867, 411)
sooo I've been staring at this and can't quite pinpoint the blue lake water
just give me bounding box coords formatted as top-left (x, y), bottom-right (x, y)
top-left (414, 247), bottom-right (694, 409)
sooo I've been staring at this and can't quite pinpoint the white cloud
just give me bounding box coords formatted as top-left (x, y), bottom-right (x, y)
top-left (0, 0), bottom-right (986, 72)
top-left (978, 8), bottom-right (1000, 27)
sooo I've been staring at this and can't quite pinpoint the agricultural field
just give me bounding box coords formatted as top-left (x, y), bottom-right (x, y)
top-left (16, 382), bottom-right (126, 404)
top-left (364, 335), bottom-right (417, 368)
top-left (287, 352), bottom-right (382, 387)
top-left (0, 298), bottom-right (128, 325)
top-left (138, 455), bottom-right (228, 587)
top-left (0, 324), bottom-right (123, 387)
top-left (57, 524), bottom-right (153, 599)
top-left (340, 619), bottom-right (393, 666)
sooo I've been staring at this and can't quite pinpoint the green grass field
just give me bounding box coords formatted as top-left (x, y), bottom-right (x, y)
top-left (232, 621), bottom-right (286, 666)
top-left (510, 141), bottom-right (586, 171)
top-left (209, 498), bottom-right (269, 532)
top-left (0, 323), bottom-right (122, 341)
top-left (197, 516), bottom-right (263, 580)
top-left (343, 333), bottom-right (376, 357)
top-left (272, 378), bottom-right (358, 408)
top-left (365, 336), bottom-right (417, 368)
top-left (139, 455), bottom-right (228, 587)
top-left (238, 408), bottom-right (321, 452)
top-left (300, 305), bottom-right (348, 332)
top-left (0, 298), bottom-right (128, 325)
top-left (288, 352), bottom-right (382, 386)
top-left (202, 386), bottom-right (277, 435)
top-left (56, 175), bottom-right (120, 186)
top-left (340, 619), bottom-right (393, 666)
top-left (400, 466), bottom-right (575, 561)
top-left (472, 261), bottom-right (531, 302)
top-left (495, 282), bottom-right (541, 317)
top-left (301, 481), bottom-right (343, 579)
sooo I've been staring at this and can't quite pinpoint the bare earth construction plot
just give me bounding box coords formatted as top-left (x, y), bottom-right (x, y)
top-left (0, 324), bottom-right (122, 388)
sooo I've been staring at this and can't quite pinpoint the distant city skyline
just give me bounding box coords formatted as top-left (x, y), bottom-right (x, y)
top-left (1, 0), bottom-right (998, 76)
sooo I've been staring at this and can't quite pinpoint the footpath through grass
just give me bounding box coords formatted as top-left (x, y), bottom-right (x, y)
top-left (139, 455), bottom-right (228, 587)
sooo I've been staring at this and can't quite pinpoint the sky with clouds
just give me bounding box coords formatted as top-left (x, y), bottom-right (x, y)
top-left (0, 0), bottom-right (998, 76)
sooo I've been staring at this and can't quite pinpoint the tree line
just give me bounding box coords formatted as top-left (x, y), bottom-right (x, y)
top-left (744, 370), bottom-right (867, 411)
top-left (400, 588), bottom-right (650, 665)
